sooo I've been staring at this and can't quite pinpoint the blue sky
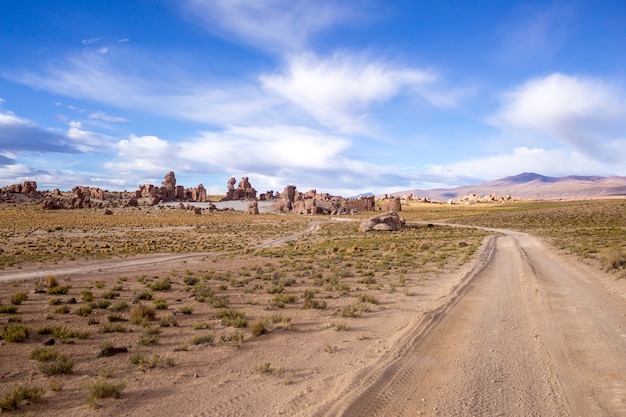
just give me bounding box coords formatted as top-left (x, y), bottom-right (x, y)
top-left (1, 1), bottom-right (625, 196)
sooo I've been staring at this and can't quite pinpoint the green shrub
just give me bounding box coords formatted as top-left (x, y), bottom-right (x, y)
top-left (80, 290), bottom-right (94, 302)
top-left (55, 305), bottom-right (70, 314)
top-left (107, 313), bottom-right (126, 322)
top-left (0, 386), bottom-right (43, 411)
top-left (30, 347), bottom-right (74, 375)
top-left (0, 304), bottom-right (18, 314)
top-left (86, 380), bottom-right (125, 400)
top-left (47, 286), bottom-right (70, 295)
top-left (215, 309), bottom-right (247, 328)
top-left (10, 292), bottom-right (27, 305)
top-left (99, 322), bottom-right (126, 333)
top-left (75, 305), bottom-right (93, 316)
top-left (153, 298), bottom-right (168, 309)
top-left (192, 334), bottom-right (215, 345)
top-left (129, 353), bottom-right (174, 370)
top-left (340, 302), bottom-right (370, 318)
top-left (1, 323), bottom-right (30, 342)
top-left (135, 290), bottom-right (153, 301)
top-left (37, 325), bottom-right (89, 341)
top-left (302, 298), bottom-right (327, 310)
top-left (183, 275), bottom-right (198, 286)
top-left (108, 300), bottom-right (128, 311)
top-left (160, 315), bottom-right (178, 327)
top-left (358, 294), bottom-right (379, 304)
top-left (130, 303), bottom-right (156, 324)
top-left (179, 305), bottom-right (194, 315)
top-left (102, 290), bottom-right (119, 299)
top-left (149, 278), bottom-right (171, 292)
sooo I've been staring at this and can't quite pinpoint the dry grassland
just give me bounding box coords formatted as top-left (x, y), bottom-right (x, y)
top-left (0, 199), bottom-right (624, 413)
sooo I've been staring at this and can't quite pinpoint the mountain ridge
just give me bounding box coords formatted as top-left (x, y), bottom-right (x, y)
top-left (389, 172), bottom-right (626, 201)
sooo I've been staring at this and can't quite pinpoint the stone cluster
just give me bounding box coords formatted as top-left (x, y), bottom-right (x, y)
top-left (223, 177), bottom-right (257, 201)
top-left (1, 181), bottom-right (39, 198)
top-left (272, 185), bottom-right (375, 215)
top-left (135, 172), bottom-right (207, 205)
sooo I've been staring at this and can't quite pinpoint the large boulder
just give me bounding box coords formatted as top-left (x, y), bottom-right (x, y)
top-left (382, 197), bottom-right (402, 212)
top-left (359, 211), bottom-right (404, 232)
top-left (247, 200), bottom-right (259, 215)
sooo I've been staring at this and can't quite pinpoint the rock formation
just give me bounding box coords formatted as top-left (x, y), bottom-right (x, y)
top-left (135, 172), bottom-right (206, 204)
top-left (247, 200), bottom-right (259, 215)
top-left (382, 197), bottom-right (402, 212)
top-left (1, 181), bottom-right (39, 197)
top-left (224, 177), bottom-right (257, 200)
top-left (359, 211), bottom-right (404, 232)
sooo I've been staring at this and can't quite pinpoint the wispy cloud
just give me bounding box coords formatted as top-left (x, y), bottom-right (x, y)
top-left (81, 37), bottom-right (102, 45)
top-left (261, 52), bottom-right (437, 133)
top-left (491, 73), bottom-right (626, 163)
top-left (9, 50), bottom-right (284, 128)
top-left (0, 110), bottom-right (82, 154)
top-left (89, 111), bottom-right (127, 123)
top-left (496, 5), bottom-right (572, 64)
top-left (179, 0), bottom-right (358, 53)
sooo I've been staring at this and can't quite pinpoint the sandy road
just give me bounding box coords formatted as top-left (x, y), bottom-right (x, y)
top-left (316, 230), bottom-right (626, 416)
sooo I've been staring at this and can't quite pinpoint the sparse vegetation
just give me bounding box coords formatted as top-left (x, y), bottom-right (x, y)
top-left (2, 199), bottom-right (622, 413)
top-left (30, 347), bottom-right (74, 375)
top-left (2, 323), bottom-right (30, 342)
top-left (0, 386), bottom-right (43, 412)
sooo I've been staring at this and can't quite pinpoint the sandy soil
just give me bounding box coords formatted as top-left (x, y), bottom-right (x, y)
top-left (2, 225), bottom-right (626, 416)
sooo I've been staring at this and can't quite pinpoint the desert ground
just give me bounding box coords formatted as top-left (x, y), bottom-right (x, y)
top-left (1, 199), bottom-right (626, 416)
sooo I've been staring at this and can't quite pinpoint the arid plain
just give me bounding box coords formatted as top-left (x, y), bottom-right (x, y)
top-left (1, 199), bottom-right (626, 416)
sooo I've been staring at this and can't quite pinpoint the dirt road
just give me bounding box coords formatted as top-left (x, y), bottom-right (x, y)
top-left (0, 222), bottom-right (324, 283)
top-left (316, 230), bottom-right (626, 416)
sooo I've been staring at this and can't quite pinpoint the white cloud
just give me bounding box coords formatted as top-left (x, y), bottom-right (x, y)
top-left (180, 125), bottom-right (351, 170)
top-left (81, 37), bottom-right (102, 45)
top-left (98, 47), bottom-right (109, 54)
top-left (66, 121), bottom-right (117, 152)
top-left (179, 0), bottom-right (356, 52)
top-left (11, 50), bottom-right (283, 128)
top-left (88, 111), bottom-right (127, 123)
top-left (491, 73), bottom-right (626, 163)
top-left (105, 135), bottom-right (178, 175)
top-left (261, 52), bottom-right (437, 132)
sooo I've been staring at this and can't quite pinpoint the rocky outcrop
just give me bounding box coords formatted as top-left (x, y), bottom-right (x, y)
top-left (247, 200), bottom-right (259, 215)
top-left (136, 172), bottom-right (206, 203)
top-left (1, 181), bottom-right (39, 197)
top-left (382, 197), bottom-right (402, 212)
top-left (41, 197), bottom-right (64, 210)
top-left (359, 211), bottom-right (404, 232)
top-left (224, 177), bottom-right (257, 200)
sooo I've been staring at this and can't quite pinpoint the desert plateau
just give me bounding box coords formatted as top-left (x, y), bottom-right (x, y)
top-left (1, 178), bottom-right (626, 416)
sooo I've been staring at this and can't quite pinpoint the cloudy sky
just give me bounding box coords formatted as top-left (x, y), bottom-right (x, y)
top-left (1, 1), bottom-right (625, 196)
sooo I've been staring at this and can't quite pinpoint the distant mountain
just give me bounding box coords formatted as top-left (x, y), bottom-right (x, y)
top-left (352, 192), bottom-right (375, 199)
top-left (390, 172), bottom-right (626, 201)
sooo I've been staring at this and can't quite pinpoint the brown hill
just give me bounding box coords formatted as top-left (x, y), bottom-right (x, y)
top-left (392, 173), bottom-right (626, 201)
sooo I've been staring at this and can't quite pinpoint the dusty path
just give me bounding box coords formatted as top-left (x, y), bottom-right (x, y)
top-left (315, 230), bottom-right (626, 416)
